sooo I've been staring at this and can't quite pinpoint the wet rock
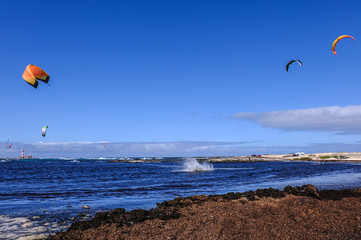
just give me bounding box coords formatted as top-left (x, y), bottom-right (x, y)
top-left (77, 213), bottom-right (87, 218)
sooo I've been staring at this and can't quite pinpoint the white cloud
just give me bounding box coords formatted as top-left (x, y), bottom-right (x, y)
top-left (0, 141), bottom-right (258, 158)
top-left (233, 105), bottom-right (361, 134)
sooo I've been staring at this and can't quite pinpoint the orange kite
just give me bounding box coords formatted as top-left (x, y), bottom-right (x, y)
top-left (22, 65), bottom-right (50, 88)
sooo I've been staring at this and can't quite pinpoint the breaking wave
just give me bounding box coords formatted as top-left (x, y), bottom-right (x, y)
top-left (180, 158), bottom-right (214, 172)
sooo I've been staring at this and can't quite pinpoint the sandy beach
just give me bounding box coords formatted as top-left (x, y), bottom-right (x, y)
top-left (197, 152), bottom-right (361, 163)
top-left (49, 185), bottom-right (361, 240)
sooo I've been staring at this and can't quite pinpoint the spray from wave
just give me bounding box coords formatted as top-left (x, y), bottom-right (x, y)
top-left (180, 158), bottom-right (214, 172)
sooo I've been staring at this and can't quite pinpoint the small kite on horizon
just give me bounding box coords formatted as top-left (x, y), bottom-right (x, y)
top-left (41, 126), bottom-right (48, 137)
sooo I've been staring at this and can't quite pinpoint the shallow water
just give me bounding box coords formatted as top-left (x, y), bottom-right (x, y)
top-left (1, 158), bottom-right (361, 239)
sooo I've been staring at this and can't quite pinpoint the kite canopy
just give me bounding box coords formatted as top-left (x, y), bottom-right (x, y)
top-left (286, 59), bottom-right (302, 72)
top-left (22, 65), bottom-right (50, 88)
top-left (41, 126), bottom-right (48, 137)
top-left (332, 35), bottom-right (355, 55)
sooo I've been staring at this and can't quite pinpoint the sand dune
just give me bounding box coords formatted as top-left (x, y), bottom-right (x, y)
top-left (199, 152), bottom-right (361, 163)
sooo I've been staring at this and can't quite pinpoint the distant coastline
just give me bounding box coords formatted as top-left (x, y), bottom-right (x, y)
top-left (106, 152), bottom-right (361, 163)
top-left (3, 152), bottom-right (361, 163)
top-left (197, 152), bottom-right (361, 163)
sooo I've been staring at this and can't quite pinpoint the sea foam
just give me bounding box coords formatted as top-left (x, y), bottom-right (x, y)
top-left (0, 215), bottom-right (66, 240)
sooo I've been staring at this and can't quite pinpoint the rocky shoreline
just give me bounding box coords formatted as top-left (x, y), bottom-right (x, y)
top-left (49, 185), bottom-right (361, 239)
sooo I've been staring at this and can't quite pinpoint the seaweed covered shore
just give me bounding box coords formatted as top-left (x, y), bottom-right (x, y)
top-left (48, 185), bottom-right (361, 239)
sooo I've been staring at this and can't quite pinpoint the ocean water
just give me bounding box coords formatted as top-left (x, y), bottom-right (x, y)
top-left (1, 157), bottom-right (361, 239)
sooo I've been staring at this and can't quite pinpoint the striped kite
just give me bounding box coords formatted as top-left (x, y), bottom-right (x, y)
top-left (332, 35), bottom-right (355, 55)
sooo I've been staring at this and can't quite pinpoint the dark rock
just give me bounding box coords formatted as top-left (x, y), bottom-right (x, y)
top-left (319, 189), bottom-right (361, 200)
top-left (255, 187), bottom-right (286, 198)
top-left (67, 220), bottom-right (102, 231)
top-left (284, 184), bottom-right (320, 198)
top-left (109, 208), bottom-right (126, 215)
top-left (302, 184), bottom-right (320, 198)
top-left (94, 211), bottom-right (107, 220)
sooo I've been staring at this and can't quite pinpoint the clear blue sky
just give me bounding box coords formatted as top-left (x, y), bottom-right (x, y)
top-left (2, 0), bottom-right (361, 157)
